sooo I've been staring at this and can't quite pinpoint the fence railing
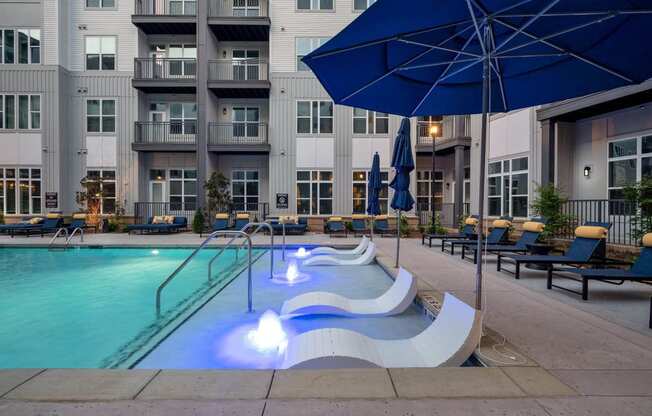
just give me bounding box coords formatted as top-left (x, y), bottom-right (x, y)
top-left (417, 202), bottom-right (470, 228)
top-left (558, 199), bottom-right (640, 246)
top-left (417, 115), bottom-right (470, 145)
top-left (134, 202), bottom-right (195, 224)
top-left (134, 58), bottom-right (196, 80)
top-left (134, 121), bottom-right (197, 145)
top-left (135, 0), bottom-right (197, 15)
top-left (208, 122), bottom-right (268, 146)
top-left (208, 59), bottom-right (268, 82)
top-left (208, 0), bottom-right (268, 17)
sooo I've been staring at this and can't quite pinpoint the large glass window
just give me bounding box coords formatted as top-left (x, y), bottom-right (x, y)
top-left (352, 170), bottom-right (389, 214)
top-left (86, 169), bottom-right (116, 214)
top-left (232, 170), bottom-right (259, 211)
top-left (354, 0), bottom-right (376, 10)
top-left (86, 99), bottom-right (115, 133)
top-left (233, 0), bottom-right (260, 16)
top-left (488, 156), bottom-right (528, 217)
top-left (297, 0), bottom-right (334, 11)
top-left (608, 136), bottom-right (652, 200)
top-left (0, 94), bottom-right (39, 130)
top-left (232, 49), bottom-right (259, 80)
top-left (168, 44), bottom-right (196, 77)
top-left (297, 100), bottom-right (333, 134)
top-left (352, 109), bottom-right (388, 134)
top-left (1, 29), bottom-right (39, 64)
top-left (85, 36), bottom-right (116, 70)
top-left (296, 170), bottom-right (333, 215)
top-left (86, 0), bottom-right (116, 7)
top-left (295, 37), bottom-right (329, 71)
top-left (170, 102), bottom-right (197, 135)
top-left (169, 0), bottom-right (196, 15)
top-left (169, 169), bottom-right (196, 211)
top-left (416, 170), bottom-right (443, 212)
top-left (0, 168), bottom-right (40, 215)
top-left (232, 107), bottom-right (260, 138)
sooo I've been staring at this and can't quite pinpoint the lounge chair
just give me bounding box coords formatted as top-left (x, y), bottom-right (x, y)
top-left (65, 214), bottom-right (89, 234)
top-left (126, 216), bottom-right (187, 234)
top-left (270, 216), bottom-right (308, 235)
top-left (461, 219), bottom-right (545, 264)
top-left (0, 217), bottom-right (43, 235)
top-left (497, 222), bottom-right (612, 280)
top-left (281, 292), bottom-right (482, 369)
top-left (233, 213), bottom-right (250, 231)
top-left (302, 242), bottom-right (376, 266)
top-left (372, 215), bottom-right (393, 237)
top-left (422, 215), bottom-right (478, 247)
top-left (325, 217), bottom-right (347, 237)
top-left (350, 214), bottom-right (369, 237)
top-left (8, 214), bottom-right (64, 237)
top-left (281, 267), bottom-right (417, 317)
top-left (442, 218), bottom-right (511, 255)
top-left (547, 232), bottom-right (652, 301)
top-left (311, 236), bottom-right (369, 256)
top-left (213, 213), bottom-right (230, 231)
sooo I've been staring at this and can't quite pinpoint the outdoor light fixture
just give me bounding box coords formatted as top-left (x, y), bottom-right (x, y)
top-left (429, 122), bottom-right (443, 138)
top-left (222, 107), bottom-right (228, 115)
top-left (583, 166), bottom-right (591, 177)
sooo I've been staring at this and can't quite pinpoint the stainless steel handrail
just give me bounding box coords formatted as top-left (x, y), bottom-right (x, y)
top-left (208, 222), bottom-right (274, 280)
top-left (65, 227), bottom-right (84, 247)
top-left (155, 230), bottom-right (253, 318)
top-left (48, 227), bottom-right (69, 250)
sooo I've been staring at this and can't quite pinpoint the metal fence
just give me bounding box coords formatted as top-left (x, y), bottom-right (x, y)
top-left (135, 0), bottom-right (197, 15)
top-left (134, 58), bottom-right (196, 80)
top-left (134, 121), bottom-right (196, 145)
top-left (134, 202), bottom-right (195, 224)
top-left (208, 59), bottom-right (268, 81)
top-left (558, 199), bottom-right (640, 246)
top-left (208, 122), bottom-right (268, 146)
top-left (417, 203), bottom-right (470, 228)
top-left (208, 0), bottom-right (268, 17)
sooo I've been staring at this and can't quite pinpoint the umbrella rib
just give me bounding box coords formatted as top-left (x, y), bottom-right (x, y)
top-left (488, 23), bottom-right (508, 111)
top-left (493, 16), bottom-right (634, 83)
top-left (465, 0), bottom-right (487, 56)
top-left (501, 10), bottom-right (652, 18)
top-left (494, 0), bottom-right (562, 53)
top-left (397, 57), bottom-right (483, 71)
top-left (396, 39), bottom-right (481, 58)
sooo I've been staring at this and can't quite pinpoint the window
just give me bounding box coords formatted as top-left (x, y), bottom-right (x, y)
top-left (488, 156), bottom-right (528, 218)
top-left (86, 169), bottom-right (116, 214)
top-left (354, 0), bottom-right (376, 10)
top-left (232, 170), bottom-right (259, 211)
top-left (86, 0), bottom-right (116, 7)
top-left (352, 109), bottom-right (388, 134)
top-left (297, 0), bottom-right (333, 11)
top-left (297, 100), bottom-right (333, 134)
top-left (0, 94), bottom-right (39, 130)
top-left (169, 0), bottom-right (196, 15)
top-left (0, 168), bottom-right (41, 215)
top-left (416, 170), bottom-right (443, 212)
top-left (295, 37), bottom-right (329, 71)
top-left (1, 29), bottom-right (39, 64)
top-left (85, 36), bottom-right (116, 70)
top-left (352, 170), bottom-right (389, 214)
top-left (232, 49), bottom-right (260, 80)
top-left (168, 44), bottom-right (196, 77)
top-left (233, 0), bottom-right (260, 16)
top-left (296, 170), bottom-right (333, 215)
top-left (233, 107), bottom-right (260, 138)
top-left (169, 169), bottom-right (196, 211)
top-left (608, 136), bottom-right (652, 200)
top-left (170, 102), bottom-right (197, 135)
top-left (87, 99), bottom-right (115, 133)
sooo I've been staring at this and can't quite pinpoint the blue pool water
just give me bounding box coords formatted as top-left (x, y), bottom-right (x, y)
top-left (0, 247), bottom-right (263, 368)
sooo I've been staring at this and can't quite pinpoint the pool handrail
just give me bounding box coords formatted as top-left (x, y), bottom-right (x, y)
top-left (156, 230), bottom-right (253, 318)
top-left (208, 222), bottom-right (275, 280)
top-left (48, 227), bottom-right (69, 251)
top-left (66, 227), bottom-right (84, 246)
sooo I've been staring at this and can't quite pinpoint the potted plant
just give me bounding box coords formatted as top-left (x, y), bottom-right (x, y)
top-left (204, 172), bottom-right (233, 219)
top-left (192, 209), bottom-right (206, 234)
top-left (530, 183), bottom-right (571, 245)
top-left (428, 212), bottom-right (447, 235)
top-left (623, 177), bottom-right (652, 242)
top-left (75, 175), bottom-right (104, 231)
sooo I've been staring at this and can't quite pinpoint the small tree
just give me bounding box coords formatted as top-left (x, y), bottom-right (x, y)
top-left (399, 213), bottom-right (410, 237)
top-left (192, 209), bottom-right (205, 234)
top-left (204, 172), bottom-right (233, 217)
top-left (623, 177), bottom-right (652, 241)
top-left (530, 183), bottom-right (571, 242)
top-left (75, 175), bottom-right (103, 228)
top-left (0, 212), bottom-right (4, 225)
top-left (428, 212), bottom-right (447, 235)
top-left (107, 201), bottom-right (126, 233)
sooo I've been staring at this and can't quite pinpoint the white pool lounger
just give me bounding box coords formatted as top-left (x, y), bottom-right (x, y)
top-left (302, 242), bottom-right (376, 266)
top-left (281, 268), bottom-right (418, 317)
top-left (281, 293), bottom-right (482, 369)
top-left (310, 236), bottom-right (369, 256)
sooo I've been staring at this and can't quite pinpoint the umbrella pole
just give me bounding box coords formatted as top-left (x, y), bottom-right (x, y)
top-left (395, 210), bottom-right (400, 268)
top-left (370, 215), bottom-right (374, 241)
top-left (475, 55), bottom-right (490, 311)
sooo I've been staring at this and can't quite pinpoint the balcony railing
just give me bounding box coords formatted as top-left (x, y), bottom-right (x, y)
top-left (134, 58), bottom-right (197, 80)
top-left (135, 0), bottom-right (197, 15)
top-left (208, 0), bottom-right (268, 17)
top-left (208, 122), bottom-right (268, 146)
top-left (134, 121), bottom-right (196, 145)
top-left (208, 59), bottom-right (268, 82)
top-left (417, 115), bottom-right (470, 145)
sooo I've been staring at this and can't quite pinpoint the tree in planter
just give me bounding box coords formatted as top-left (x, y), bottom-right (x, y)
top-left (530, 183), bottom-right (572, 243)
top-left (204, 172), bottom-right (233, 219)
top-left (75, 175), bottom-right (103, 229)
top-left (427, 212), bottom-right (447, 235)
top-left (192, 209), bottom-right (205, 234)
top-left (623, 177), bottom-right (652, 242)
top-left (107, 201), bottom-right (126, 233)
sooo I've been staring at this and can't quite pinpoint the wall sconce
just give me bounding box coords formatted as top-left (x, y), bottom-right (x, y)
top-left (222, 50), bottom-right (227, 58)
top-left (222, 107), bottom-right (228, 116)
top-left (583, 165), bottom-right (591, 178)
top-left (446, 183), bottom-right (450, 190)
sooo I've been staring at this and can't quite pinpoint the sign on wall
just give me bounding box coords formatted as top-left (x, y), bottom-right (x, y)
top-left (276, 193), bottom-right (289, 209)
top-left (45, 192), bottom-right (58, 209)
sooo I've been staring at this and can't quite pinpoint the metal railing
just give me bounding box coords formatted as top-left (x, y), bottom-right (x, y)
top-left (208, 0), bottom-right (268, 17)
top-left (66, 227), bottom-right (85, 245)
top-left (208, 122), bottom-right (268, 146)
top-left (48, 228), bottom-right (69, 251)
top-left (134, 121), bottom-right (197, 145)
top-left (417, 202), bottom-right (470, 227)
top-left (135, 0), bottom-right (197, 15)
top-left (134, 201), bottom-right (195, 224)
top-left (417, 115), bottom-right (470, 145)
top-left (558, 199), bottom-right (640, 246)
top-left (156, 230), bottom-right (252, 318)
top-left (208, 59), bottom-right (268, 82)
top-left (134, 58), bottom-right (197, 80)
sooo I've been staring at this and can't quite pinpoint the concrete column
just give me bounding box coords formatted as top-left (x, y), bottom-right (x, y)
top-left (454, 144), bottom-right (465, 220)
top-left (540, 119), bottom-right (556, 186)
top-left (195, 0), bottom-right (209, 208)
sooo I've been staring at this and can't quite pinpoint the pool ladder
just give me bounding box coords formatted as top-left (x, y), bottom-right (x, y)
top-left (48, 227), bottom-right (84, 251)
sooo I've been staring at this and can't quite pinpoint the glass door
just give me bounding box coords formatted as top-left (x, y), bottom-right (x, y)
top-left (149, 181), bottom-right (166, 203)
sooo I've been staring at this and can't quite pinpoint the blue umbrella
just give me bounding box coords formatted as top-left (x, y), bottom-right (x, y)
top-left (389, 118), bottom-right (415, 266)
top-left (303, 0), bottom-right (652, 310)
top-left (367, 152), bottom-right (382, 240)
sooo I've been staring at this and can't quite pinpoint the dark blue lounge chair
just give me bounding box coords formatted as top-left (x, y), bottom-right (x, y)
top-left (8, 216), bottom-right (64, 237)
top-left (269, 217), bottom-right (308, 235)
top-left (351, 215), bottom-right (369, 237)
top-left (126, 216), bottom-right (187, 234)
top-left (65, 216), bottom-right (88, 234)
top-left (326, 217), bottom-right (347, 237)
top-left (461, 219), bottom-right (545, 264)
top-left (497, 222), bottom-right (612, 280)
top-left (442, 217), bottom-right (511, 255)
top-left (212, 214), bottom-right (230, 232)
top-left (373, 216), bottom-right (392, 237)
top-left (233, 214), bottom-right (250, 231)
top-left (548, 233), bottom-right (652, 302)
top-left (422, 215), bottom-right (478, 247)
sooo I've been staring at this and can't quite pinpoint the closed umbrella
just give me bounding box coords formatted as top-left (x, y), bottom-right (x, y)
top-left (303, 0), bottom-right (652, 310)
top-left (367, 152), bottom-right (383, 240)
top-left (390, 118), bottom-right (415, 267)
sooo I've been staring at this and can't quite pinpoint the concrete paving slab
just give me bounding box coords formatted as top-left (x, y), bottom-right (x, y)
top-left (0, 370), bottom-right (43, 397)
top-left (537, 396), bottom-right (652, 416)
top-left (0, 399), bottom-right (265, 416)
top-left (389, 367), bottom-right (525, 398)
top-left (502, 367), bottom-right (576, 397)
top-left (137, 370), bottom-right (273, 400)
top-left (269, 369), bottom-right (395, 399)
top-left (475, 328), bottom-right (538, 367)
top-left (5, 369), bottom-right (157, 401)
top-left (551, 369), bottom-right (652, 396)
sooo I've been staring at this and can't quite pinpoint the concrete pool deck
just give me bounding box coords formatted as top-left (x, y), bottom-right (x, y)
top-left (1, 232), bottom-right (651, 415)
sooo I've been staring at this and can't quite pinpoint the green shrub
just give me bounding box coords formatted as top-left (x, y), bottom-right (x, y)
top-left (0, 213), bottom-right (4, 225)
top-left (428, 213), bottom-right (447, 235)
top-left (530, 183), bottom-right (572, 243)
top-left (192, 209), bottom-right (205, 234)
top-left (399, 213), bottom-right (410, 237)
top-left (623, 177), bottom-right (652, 241)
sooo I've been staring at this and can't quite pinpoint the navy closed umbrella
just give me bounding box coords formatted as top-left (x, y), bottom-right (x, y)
top-left (367, 152), bottom-right (383, 240)
top-left (390, 118), bottom-right (415, 267)
top-left (303, 0), bottom-right (652, 310)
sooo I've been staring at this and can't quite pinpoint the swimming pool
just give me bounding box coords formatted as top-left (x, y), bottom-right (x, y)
top-left (0, 247), bottom-right (264, 368)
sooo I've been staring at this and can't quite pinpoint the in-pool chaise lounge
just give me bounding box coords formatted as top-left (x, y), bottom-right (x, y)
top-left (442, 217), bottom-right (511, 255)
top-left (302, 242), bottom-right (376, 266)
top-left (422, 215), bottom-right (478, 247)
top-left (281, 292), bottom-right (482, 369)
top-left (281, 267), bottom-right (417, 317)
top-left (461, 219), bottom-right (545, 264)
top-left (310, 236), bottom-right (369, 256)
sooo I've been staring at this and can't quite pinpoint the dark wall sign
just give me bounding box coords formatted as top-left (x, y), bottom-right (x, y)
top-left (276, 193), bottom-right (288, 209)
top-left (45, 192), bottom-right (58, 209)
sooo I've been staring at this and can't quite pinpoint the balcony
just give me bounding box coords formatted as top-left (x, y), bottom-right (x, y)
top-left (132, 0), bottom-right (197, 34)
top-left (208, 0), bottom-right (270, 41)
top-left (416, 115), bottom-right (472, 154)
top-left (208, 122), bottom-right (270, 153)
top-left (133, 58), bottom-right (196, 92)
top-left (208, 59), bottom-right (270, 98)
top-left (132, 121), bottom-right (196, 152)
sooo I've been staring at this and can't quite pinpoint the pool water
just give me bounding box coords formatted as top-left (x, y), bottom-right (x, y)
top-left (0, 247), bottom-right (263, 368)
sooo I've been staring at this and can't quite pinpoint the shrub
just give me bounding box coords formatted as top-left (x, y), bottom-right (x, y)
top-left (192, 209), bottom-right (205, 234)
top-left (428, 212), bottom-right (447, 235)
top-left (399, 213), bottom-right (410, 237)
top-left (623, 177), bottom-right (652, 242)
top-left (0, 213), bottom-right (4, 225)
top-left (530, 183), bottom-right (571, 243)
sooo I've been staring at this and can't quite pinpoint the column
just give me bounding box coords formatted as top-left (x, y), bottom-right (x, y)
top-left (195, 0), bottom-right (209, 208)
top-left (454, 144), bottom-right (465, 220)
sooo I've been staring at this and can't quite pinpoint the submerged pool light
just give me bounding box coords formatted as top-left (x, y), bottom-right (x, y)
top-left (151, 249), bottom-right (160, 255)
top-left (294, 247), bottom-right (310, 258)
top-left (271, 260), bottom-right (310, 285)
top-left (247, 310), bottom-right (287, 353)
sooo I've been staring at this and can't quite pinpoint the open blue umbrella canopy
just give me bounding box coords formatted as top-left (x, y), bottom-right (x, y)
top-left (390, 118), bottom-right (415, 212)
top-left (367, 152), bottom-right (382, 216)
